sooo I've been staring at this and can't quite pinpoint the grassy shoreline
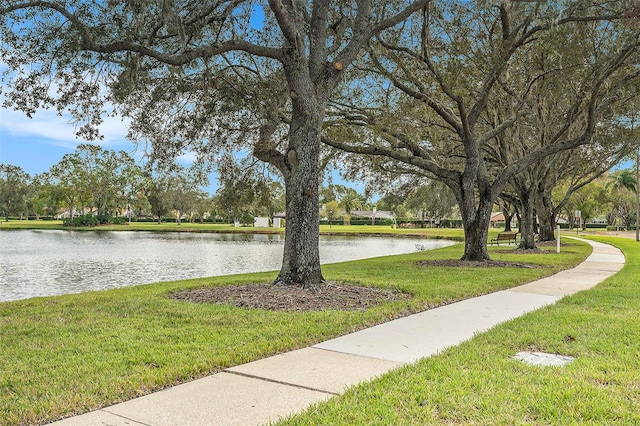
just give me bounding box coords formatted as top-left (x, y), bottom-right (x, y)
top-left (0, 219), bottom-right (469, 240)
top-left (0, 228), bottom-right (594, 425)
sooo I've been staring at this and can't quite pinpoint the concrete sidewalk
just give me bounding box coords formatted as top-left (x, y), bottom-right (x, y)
top-left (51, 238), bottom-right (625, 426)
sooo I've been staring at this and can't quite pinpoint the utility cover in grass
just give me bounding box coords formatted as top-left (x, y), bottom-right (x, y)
top-left (514, 351), bottom-right (575, 367)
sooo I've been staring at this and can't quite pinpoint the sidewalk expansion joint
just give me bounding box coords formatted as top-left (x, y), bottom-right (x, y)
top-left (222, 370), bottom-right (340, 396)
top-left (100, 409), bottom-right (153, 426)
top-left (310, 346), bottom-right (408, 365)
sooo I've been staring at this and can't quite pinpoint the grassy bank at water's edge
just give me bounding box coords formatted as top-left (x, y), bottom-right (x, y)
top-left (0, 219), bottom-right (473, 240)
top-left (0, 238), bottom-right (593, 425)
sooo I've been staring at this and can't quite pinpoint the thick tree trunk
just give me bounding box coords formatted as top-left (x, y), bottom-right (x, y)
top-left (273, 106), bottom-right (324, 288)
top-left (538, 218), bottom-right (554, 241)
top-left (517, 192), bottom-right (537, 250)
top-left (535, 193), bottom-right (556, 242)
top-left (518, 217), bottom-right (537, 249)
top-left (251, 75), bottom-right (325, 289)
top-left (502, 205), bottom-right (513, 232)
top-left (462, 219), bottom-right (490, 260)
top-left (460, 195), bottom-right (493, 261)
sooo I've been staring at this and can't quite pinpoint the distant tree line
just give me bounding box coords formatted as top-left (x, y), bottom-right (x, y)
top-left (1, 144), bottom-right (636, 231)
top-left (0, 144), bottom-right (284, 225)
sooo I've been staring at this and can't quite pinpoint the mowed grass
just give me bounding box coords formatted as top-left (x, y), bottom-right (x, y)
top-left (0, 219), bottom-right (280, 234)
top-left (279, 237), bottom-right (640, 425)
top-left (0, 238), bottom-right (590, 425)
top-left (1, 219), bottom-right (473, 240)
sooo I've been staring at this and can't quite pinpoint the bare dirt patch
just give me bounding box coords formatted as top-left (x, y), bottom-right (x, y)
top-left (415, 259), bottom-right (542, 268)
top-left (171, 282), bottom-right (413, 312)
top-left (496, 247), bottom-right (547, 255)
top-left (496, 240), bottom-right (574, 254)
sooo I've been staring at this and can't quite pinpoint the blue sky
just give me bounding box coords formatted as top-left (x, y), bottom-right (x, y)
top-left (0, 106), bottom-right (169, 184)
top-left (0, 104), bottom-right (367, 196)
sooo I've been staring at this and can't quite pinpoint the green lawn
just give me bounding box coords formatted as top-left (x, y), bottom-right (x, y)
top-left (279, 237), bottom-right (640, 425)
top-left (0, 219), bottom-right (281, 233)
top-left (0, 237), bottom-right (590, 425)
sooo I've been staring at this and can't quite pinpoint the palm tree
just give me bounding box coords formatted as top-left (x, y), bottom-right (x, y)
top-left (607, 169), bottom-right (637, 193)
top-left (607, 169), bottom-right (637, 230)
top-left (338, 189), bottom-right (363, 226)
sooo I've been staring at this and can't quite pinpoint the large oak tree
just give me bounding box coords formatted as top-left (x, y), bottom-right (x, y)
top-left (323, 0), bottom-right (640, 260)
top-left (1, 0), bottom-right (430, 287)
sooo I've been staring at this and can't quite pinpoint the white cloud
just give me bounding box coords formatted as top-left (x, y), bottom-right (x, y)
top-left (2, 63), bottom-right (205, 174)
top-left (1, 60), bottom-right (131, 150)
top-left (0, 106), bottom-right (130, 149)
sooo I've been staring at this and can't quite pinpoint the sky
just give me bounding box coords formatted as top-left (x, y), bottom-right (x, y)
top-left (0, 105), bottom-right (174, 185)
top-left (0, 103), bottom-right (367, 197)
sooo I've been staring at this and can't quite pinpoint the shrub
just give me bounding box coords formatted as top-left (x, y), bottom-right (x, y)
top-left (63, 214), bottom-right (99, 227)
top-left (240, 212), bottom-right (254, 226)
top-left (96, 215), bottom-right (111, 225)
top-left (62, 214), bottom-right (127, 227)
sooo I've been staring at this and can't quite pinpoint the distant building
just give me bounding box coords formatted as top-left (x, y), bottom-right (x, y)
top-left (350, 210), bottom-right (397, 226)
top-left (254, 217), bottom-right (270, 227)
top-left (350, 210), bottom-right (396, 220)
top-left (253, 213), bottom-right (285, 228)
top-left (273, 212), bottom-right (285, 228)
top-left (490, 212), bottom-right (518, 228)
top-left (56, 208), bottom-right (94, 219)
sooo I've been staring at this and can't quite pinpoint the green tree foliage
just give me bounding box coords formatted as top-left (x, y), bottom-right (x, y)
top-left (608, 169), bottom-right (638, 194)
top-left (143, 166), bottom-right (205, 224)
top-left (0, 164), bottom-right (30, 220)
top-left (24, 174), bottom-right (53, 219)
top-left (215, 158), bottom-right (283, 224)
top-left (337, 187), bottom-right (363, 225)
top-left (193, 195), bottom-right (215, 224)
top-left (42, 144), bottom-right (147, 221)
top-left (606, 169), bottom-right (638, 229)
top-left (405, 180), bottom-right (456, 227)
top-left (319, 184), bottom-right (371, 224)
top-left (323, 200), bottom-right (340, 225)
top-left (167, 169), bottom-right (205, 225)
top-left (146, 175), bottom-right (172, 224)
top-left (552, 175), bottom-right (608, 229)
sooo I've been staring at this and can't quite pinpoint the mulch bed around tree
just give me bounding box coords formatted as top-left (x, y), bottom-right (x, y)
top-left (171, 282), bottom-right (413, 312)
top-left (172, 243), bottom-right (562, 312)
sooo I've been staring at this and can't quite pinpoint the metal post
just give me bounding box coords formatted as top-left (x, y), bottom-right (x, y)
top-left (557, 225), bottom-right (561, 254)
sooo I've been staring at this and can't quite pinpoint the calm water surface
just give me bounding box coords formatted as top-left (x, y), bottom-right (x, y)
top-left (0, 230), bottom-right (455, 302)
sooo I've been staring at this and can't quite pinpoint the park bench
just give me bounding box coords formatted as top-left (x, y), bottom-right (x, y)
top-left (490, 232), bottom-right (519, 246)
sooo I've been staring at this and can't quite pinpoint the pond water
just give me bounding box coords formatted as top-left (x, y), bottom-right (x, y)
top-left (0, 230), bottom-right (456, 302)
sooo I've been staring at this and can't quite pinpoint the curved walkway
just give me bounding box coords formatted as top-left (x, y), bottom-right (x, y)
top-left (52, 238), bottom-right (625, 426)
